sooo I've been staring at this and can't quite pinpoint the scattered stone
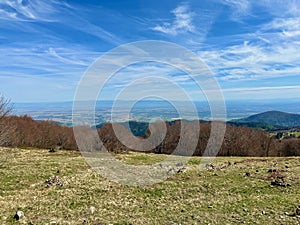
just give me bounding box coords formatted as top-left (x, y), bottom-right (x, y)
top-left (285, 165), bottom-right (289, 168)
top-left (14, 211), bottom-right (24, 220)
top-left (205, 163), bottom-right (215, 170)
top-left (268, 169), bottom-right (276, 173)
top-left (245, 172), bottom-right (251, 177)
top-left (87, 206), bottom-right (96, 215)
top-left (50, 221), bottom-right (57, 225)
top-left (49, 148), bottom-right (56, 153)
top-left (296, 205), bottom-right (300, 216)
top-left (167, 168), bottom-right (174, 175)
top-left (176, 162), bottom-right (183, 167)
top-left (284, 212), bottom-right (289, 216)
top-left (208, 206), bottom-right (213, 208)
top-left (261, 211), bottom-right (266, 215)
top-left (256, 169), bottom-right (259, 173)
top-left (45, 176), bottom-right (64, 187)
top-left (176, 167), bottom-right (186, 173)
top-left (215, 161), bottom-right (232, 171)
top-left (270, 180), bottom-right (291, 187)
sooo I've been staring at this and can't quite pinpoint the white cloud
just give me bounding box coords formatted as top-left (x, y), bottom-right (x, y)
top-left (223, 85), bottom-right (300, 92)
top-left (197, 12), bottom-right (300, 81)
top-left (0, 1), bottom-right (123, 46)
top-left (263, 18), bottom-right (300, 31)
top-left (69, 17), bottom-right (123, 46)
top-left (46, 47), bottom-right (89, 66)
top-left (202, 85), bottom-right (300, 100)
top-left (0, 45), bottom-right (98, 82)
top-left (0, 0), bottom-right (65, 21)
top-left (222, 0), bottom-right (251, 21)
top-left (262, 17), bottom-right (300, 38)
top-left (152, 4), bottom-right (195, 36)
top-left (257, 0), bottom-right (300, 17)
top-left (199, 40), bottom-right (300, 81)
top-left (0, 7), bottom-right (17, 20)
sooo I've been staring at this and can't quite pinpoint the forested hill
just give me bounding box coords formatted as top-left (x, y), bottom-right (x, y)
top-left (232, 111), bottom-right (300, 128)
top-left (2, 115), bottom-right (300, 156)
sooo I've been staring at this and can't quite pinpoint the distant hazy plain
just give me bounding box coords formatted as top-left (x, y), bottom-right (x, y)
top-left (14, 99), bottom-right (300, 127)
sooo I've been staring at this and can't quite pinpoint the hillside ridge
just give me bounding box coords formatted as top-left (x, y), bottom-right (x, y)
top-left (232, 110), bottom-right (300, 128)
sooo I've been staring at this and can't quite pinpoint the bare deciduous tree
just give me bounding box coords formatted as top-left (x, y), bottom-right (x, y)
top-left (0, 95), bottom-right (14, 168)
top-left (0, 95), bottom-right (14, 146)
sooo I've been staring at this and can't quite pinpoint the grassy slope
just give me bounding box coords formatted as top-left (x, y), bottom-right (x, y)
top-left (0, 148), bottom-right (300, 225)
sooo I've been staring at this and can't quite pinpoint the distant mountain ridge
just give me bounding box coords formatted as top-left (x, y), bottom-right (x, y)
top-left (232, 111), bottom-right (300, 128)
top-left (93, 111), bottom-right (300, 136)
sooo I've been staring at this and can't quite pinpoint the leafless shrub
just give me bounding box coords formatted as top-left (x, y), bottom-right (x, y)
top-left (0, 95), bottom-right (14, 146)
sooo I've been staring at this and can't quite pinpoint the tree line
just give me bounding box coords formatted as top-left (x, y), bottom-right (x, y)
top-left (0, 95), bottom-right (299, 156)
top-left (0, 114), bottom-right (299, 156)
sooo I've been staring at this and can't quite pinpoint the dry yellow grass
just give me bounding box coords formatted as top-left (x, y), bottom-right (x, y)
top-left (0, 147), bottom-right (299, 224)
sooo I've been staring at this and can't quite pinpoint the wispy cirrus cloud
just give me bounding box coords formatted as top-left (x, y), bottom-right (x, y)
top-left (0, 44), bottom-right (101, 74)
top-left (67, 16), bottom-right (123, 46)
top-left (219, 0), bottom-right (300, 22)
top-left (152, 4), bottom-right (195, 36)
top-left (196, 0), bottom-right (300, 82)
top-left (199, 39), bottom-right (300, 81)
top-left (221, 0), bottom-right (251, 21)
top-left (202, 85), bottom-right (300, 100)
top-left (257, 0), bottom-right (300, 17)
top-left (262, 17), bottom-right (300, 38)
top-left (205, 85), bottom-right (300, 94)
top-left (1, 0), bottom-right (299, 102)
top-left (224, 85), bottom-right (300, 92)
top-left (46, 47), bottom-right (90, 67)
top-left (0, 0), bottom-right (69, 21)
top-left (0, 0), bottom-right (122, 45)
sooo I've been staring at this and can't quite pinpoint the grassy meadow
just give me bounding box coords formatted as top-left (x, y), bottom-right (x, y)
top-left (0, 147), bottom-right (299, 224)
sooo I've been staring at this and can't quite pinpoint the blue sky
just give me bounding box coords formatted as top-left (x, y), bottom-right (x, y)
top-left (0, 0), bottom-right (300, 102)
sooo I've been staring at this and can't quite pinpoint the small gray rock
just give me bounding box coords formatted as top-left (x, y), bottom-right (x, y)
top-left (296, 205), bottom-right (300, 216)
top-left (14, 211), bottom-right (24, 220)
top-left (270, 180), bottom-right (290, 187)
top-left (176, 162), bottom-right (183, 167)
